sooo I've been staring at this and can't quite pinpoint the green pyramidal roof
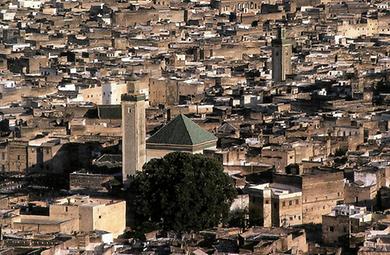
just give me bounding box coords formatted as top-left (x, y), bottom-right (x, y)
top-left (147, 114), bottom-right (217, 146)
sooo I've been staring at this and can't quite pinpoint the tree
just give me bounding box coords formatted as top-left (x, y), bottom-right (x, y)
top-left (335, 148), bottom-right (348, 157)
top-left (285, 163), bottom-right (300, 175)
top-left (128, 152), bottom-right (237, 232)
top-left (334, 148), bottom-right (348, 165)
top-left (226, 209), bottom-right (248, 229)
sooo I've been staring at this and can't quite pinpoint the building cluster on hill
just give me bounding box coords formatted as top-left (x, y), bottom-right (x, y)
top-left (1, 0), bottom-right (390, 254)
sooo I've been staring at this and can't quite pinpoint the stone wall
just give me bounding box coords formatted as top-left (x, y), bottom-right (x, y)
top-left (0, 86), bottom-right (57, 106)
top-left (302, 172), bottom-right (344, 224)
top-left (69, 173), bottom-right (114, 192)
top-left (273, 171), bottom-right (344, 224)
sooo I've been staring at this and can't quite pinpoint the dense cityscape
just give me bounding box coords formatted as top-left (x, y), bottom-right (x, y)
top-left (1, 0), bottom-right (390, 254)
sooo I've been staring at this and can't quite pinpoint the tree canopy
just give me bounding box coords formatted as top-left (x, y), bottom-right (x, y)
top-left (128, 152), bottom-right (237, 232)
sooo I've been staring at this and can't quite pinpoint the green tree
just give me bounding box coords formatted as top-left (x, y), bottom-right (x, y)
top-left (285, 163), bottom-right (300, 174)
top-left (335, 148), bottom-right (348, 157)
top-left (128, 152), bottom-right (237, 232)
top-left (226, 209), bottom-right (248, 229)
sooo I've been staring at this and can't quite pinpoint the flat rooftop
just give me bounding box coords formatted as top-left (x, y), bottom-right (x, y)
top-left (53, 195), bottom-right (123, 207)
top-left (248, 183), bottom-right (301, 194)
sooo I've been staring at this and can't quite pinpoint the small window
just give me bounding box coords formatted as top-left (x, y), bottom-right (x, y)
top-left (330, 226), bottom-right (334, 232)
top-left (289, 200), bottom-right (292, 206)
top-left (65, 206), bottom-right (68, 212)
top-left (295, 199), bottom-right (299, 205)
top-left (282, 201), bottom-right (286, 207)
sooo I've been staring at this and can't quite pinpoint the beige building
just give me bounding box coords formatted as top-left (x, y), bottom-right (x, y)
top-left (272, 27), bottom-right (292, 82)
top-left (121, 93), bottom-right (146, 183)
top-left (13, 215), bottom-right (78, 235)
top-left (273, 169), bottom-right (345, 224)
top-left (79, 81), bottom-right (128, 105)
top-left (260, 145), bottom-right (295, 172)
top-left (13, 196), bottom-right (126, 237)
top-left (260, 143), bottom-right (309, 172)
top-left (50, 196), bottom-right (126, 238)
top-left (6, 140), bottom-right (28, 173)
top-left (149, 77), bottom-right (178, 106)
top-left (248, 183), bottom-right (303, 227)
top-left (322, 204), bottom-right (372, 245)
top-left (148, 78), bottom-right (204, 107)
top-left (337, 17), bottom-right (390, 38)
top-left (79, 85), bottom-right (103, 105)
top-left (241, 227), bottom-right (309, 254)
top-left (211, 0), bottom-right (263, 14)
top-left (102, 81), bottom-right (128, 105)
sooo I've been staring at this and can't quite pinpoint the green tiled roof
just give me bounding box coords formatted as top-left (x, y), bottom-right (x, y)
top-left (97, 105), bottom-right (121, 119)
top-left (147, 114), bottom-right (217, 146)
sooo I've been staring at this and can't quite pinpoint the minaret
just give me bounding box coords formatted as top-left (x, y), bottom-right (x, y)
top-left (121, 93), bottom-right (146, 183)
top-left (272, 27), bottom-right (293, 82)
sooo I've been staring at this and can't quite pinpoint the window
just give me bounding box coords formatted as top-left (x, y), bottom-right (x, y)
top-left (282, 201), bottom-right (286, 207)
top-left (330, 226), bottom-right (334, 232)
top-left (265, 200), bottom-right (269, 204)
top-left (289, 200), bottom-right (292, 206)
top-left (295, 199), bottom-right (299, 205)
top-left (65, 206), bottom-right (68, 212)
